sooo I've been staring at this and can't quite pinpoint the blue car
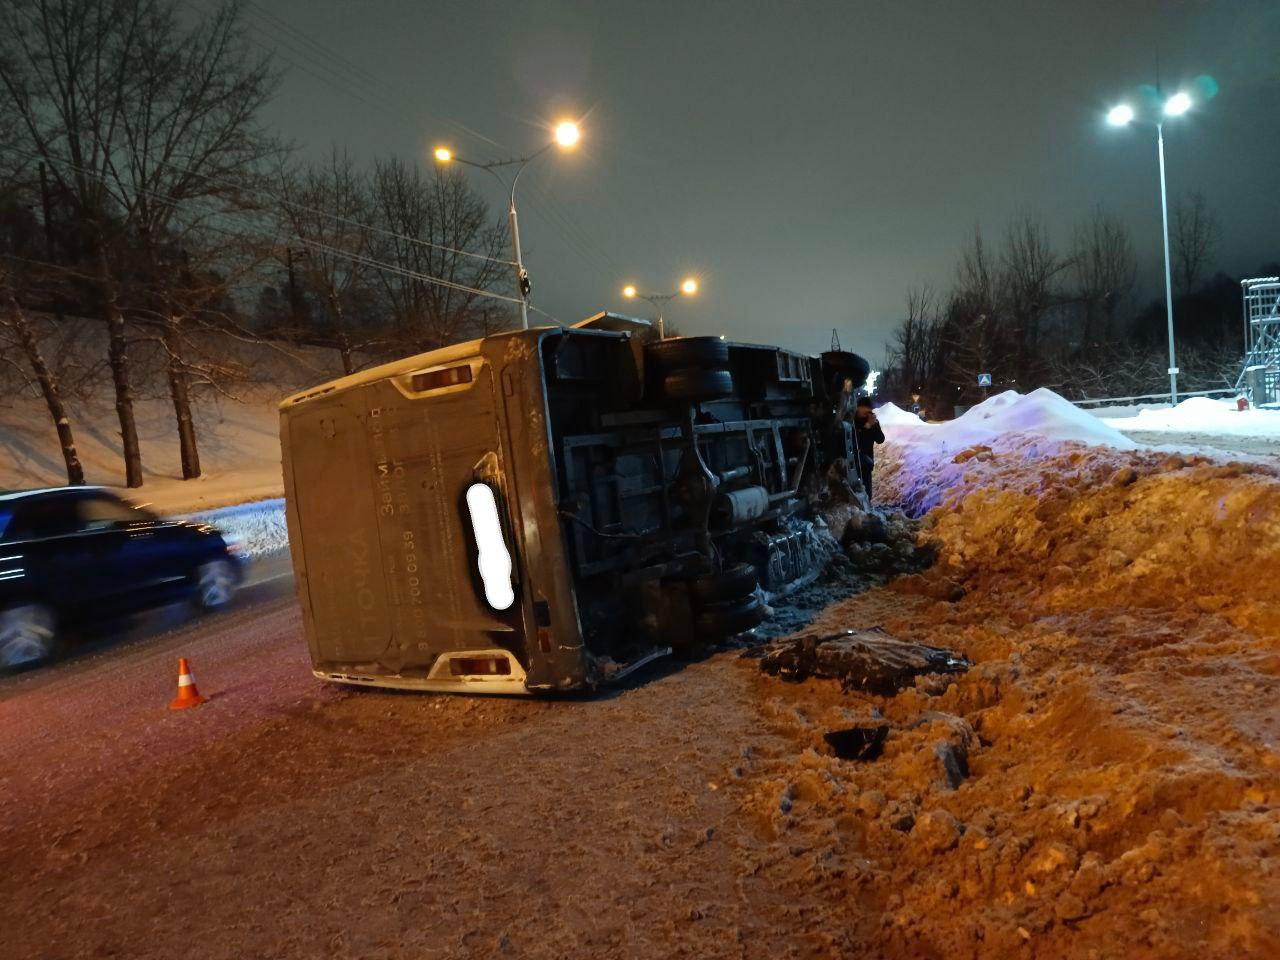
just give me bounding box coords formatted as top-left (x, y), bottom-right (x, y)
top-left (0, 487), bottom-right (246, 667)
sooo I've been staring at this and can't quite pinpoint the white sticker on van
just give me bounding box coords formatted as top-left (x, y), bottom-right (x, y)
top-left (465, 482), bottom-right (515, 611)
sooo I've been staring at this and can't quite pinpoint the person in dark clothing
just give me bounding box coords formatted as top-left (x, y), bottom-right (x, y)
top-left (852, 395), bottom-right (885, 500)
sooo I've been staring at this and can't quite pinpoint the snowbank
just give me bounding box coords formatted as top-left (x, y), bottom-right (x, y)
top-left (877, 386), bottom-right (1280, 633)
top-left (183, 498), bottom-right (288, 558)
top-left (878, 389), bottom-right (1137, 514)
top-left (890, 389), bottom-right (1136, 449)
top-left (1103, 395), bottom-right (1280, 437)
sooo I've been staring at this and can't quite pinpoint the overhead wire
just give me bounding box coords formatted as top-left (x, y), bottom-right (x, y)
top-left (125, 144), bottom-right (517, 267)
top-left (241, 0), bottom-right (384, 88)
top-left (4, 146), bottom-right (525, 307)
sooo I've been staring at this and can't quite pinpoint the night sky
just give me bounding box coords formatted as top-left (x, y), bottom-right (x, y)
top-left (251, 0), bottom-right (1279, 362)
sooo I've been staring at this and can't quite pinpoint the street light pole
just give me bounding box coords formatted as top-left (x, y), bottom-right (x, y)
top-left (1106, 89), bottom-right (1195, 406)
top-left (637, 292), bottom-right (676, 338)
top-left (1156, 122), bottom-right (1179, 404)
top-left (434, 121), bottom-right (580, 331)
top-left (621, 278), bottom-right (699, 339)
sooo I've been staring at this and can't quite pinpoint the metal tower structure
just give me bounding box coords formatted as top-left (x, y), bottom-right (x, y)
top-left (1237, 277), bottom-right (1280, 406)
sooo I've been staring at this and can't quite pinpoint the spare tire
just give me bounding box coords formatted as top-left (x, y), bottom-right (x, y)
top-left (689, 563), bottom-right (759, 606)
top-left (645, 336), bottom-right (729, 372)
top-left (820, 350), bottom-right (872, 394)
top-left (661, 368), bottom-right (733, 403)
top-left (695, 595), bottom-right (771, 636)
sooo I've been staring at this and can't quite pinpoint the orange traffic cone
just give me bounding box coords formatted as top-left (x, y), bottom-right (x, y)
top-left (168, 657), bottom-right (208, 710)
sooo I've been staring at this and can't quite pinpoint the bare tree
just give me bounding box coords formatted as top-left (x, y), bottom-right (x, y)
top-left (885, 285), bottom-right (945, 399)
top-left (0, 263), bottom-right (85, 485)
top-left (999, 215), bottom-right (1063, 379)
top-left (1172, 191), bottom-right (1221, 296)
top-left (941, 227), bottom-right (1014, 395)
top-left (275, 149), bottom-right (372, 375)
top-left (369, 159), bottom-right (510, 352)
top-left (1069, 208), bottom-right (1136, 348)
top-left (102, 0), bottom-right (277, 479)
top-left (0, 0), bottom-right (157, 486)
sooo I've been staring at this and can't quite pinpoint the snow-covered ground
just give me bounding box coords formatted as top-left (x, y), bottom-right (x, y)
top-left (0, 389), bottom-right (286, 513)
top-left (1100, 397), bottom-right (1280, 458)
top-left (1101, 395), bottom-right (1280, 437)
top-left (184, 498), bottom-right (288, 558)
top-left (0, 318), bottom-right (340, 515)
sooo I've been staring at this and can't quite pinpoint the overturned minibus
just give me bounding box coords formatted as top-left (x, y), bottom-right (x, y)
top-left (280, 313), bottom-right (869, 694)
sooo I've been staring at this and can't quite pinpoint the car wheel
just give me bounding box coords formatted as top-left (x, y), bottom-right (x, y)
top-left (689, 563), bottom-right (759, 606)
top-left (645, 336), bottom-right (730, 372)
top-left (661, 368), bottom-right (734, 403)
top-left (0, 605), bottom-right (58, 668)
top-left (195, 560), bottom-right (237, 611)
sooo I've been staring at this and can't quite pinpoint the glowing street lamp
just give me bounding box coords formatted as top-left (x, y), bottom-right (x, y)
top-left (554, 121), bottom-right (581, 148)
top-left (433, 118), bottom-right (582, 330)
top-left (1163, 91), bottom-right (1192, 116)
top-left (620, 277), bottom-right (701, 339)
top-left (1104, 88), bottom-right (1197, 404)
top-left (1106, 104), bottom-right (1135, 127)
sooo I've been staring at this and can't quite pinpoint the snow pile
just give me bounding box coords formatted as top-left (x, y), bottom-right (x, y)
top-left (184, 498), bottom-right (289, 558)
top-left (876, 402), bottom-right (922, 426)
top-left (889, 388), bottom-right (1136, 449)
top-left (877, 386), bottom-right (1280, 633)
top-left (878, 389), bottom-right (1137, 514)
top-left (1103, 395), bottom-right (1280, 437)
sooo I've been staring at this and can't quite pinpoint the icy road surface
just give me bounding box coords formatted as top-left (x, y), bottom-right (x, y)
top-left (0, 580), bottom-right (844, 959)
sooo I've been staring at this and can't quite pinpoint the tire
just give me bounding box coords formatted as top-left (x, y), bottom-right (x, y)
top-left (661, 368), bottom-right (734, 403)
top-left (645, 336), bottom-right (729, 372)
top-left (690, 563), bottom-right (759, 606)
top-left (695, 595), bottom-right (771, 637)
top-left (0, 605), bottom-right (58, 668)
top-left (194, 560), bottom-right (237, 611)
top-left (821, 350), bottom-right (873, 393)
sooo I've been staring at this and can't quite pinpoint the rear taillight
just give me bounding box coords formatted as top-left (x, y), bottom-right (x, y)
top-left (449, 656), bottom-right (512, 677)
top-left (411, 364), bottom-right (473, 392)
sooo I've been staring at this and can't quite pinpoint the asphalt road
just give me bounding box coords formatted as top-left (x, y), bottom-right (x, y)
top-left (0, 550), bottom-right (296, 701)
top-left (0, 544), bottom-right (819, 960)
